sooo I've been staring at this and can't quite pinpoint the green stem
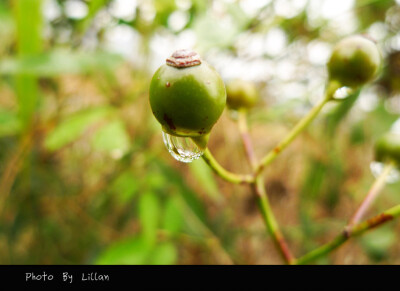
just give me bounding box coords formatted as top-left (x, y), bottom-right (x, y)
top-left (255, 89), bottom-right (335, 175)
top-left (237, 110), bottom-right (295, 264)
top-left (295, 161), bottom-right (396, 265)
top-left (254, 176), bottom-right (296, 264)
top-left (201, 149), bottom-right (254, 184)
top-left (295, 204), bottom-right (400, 265)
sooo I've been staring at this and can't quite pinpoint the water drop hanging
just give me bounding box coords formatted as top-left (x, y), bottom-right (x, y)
top-left (162, 131), bottom-right (204, 163)
top-left (370, 161), bottom-right (400, 184)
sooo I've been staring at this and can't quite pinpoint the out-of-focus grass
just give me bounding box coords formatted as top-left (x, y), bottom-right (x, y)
top-left (0, 0), bottom-right (399, 265)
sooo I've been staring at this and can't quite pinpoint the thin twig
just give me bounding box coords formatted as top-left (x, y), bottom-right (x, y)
top-left (348, 161), bottom-right (395, 226)
top-left (253, 176), bottom-right (296, 264)
top-left (238, 110), bottom-right (257, 168)
top-left (295, 204), bottom-right (400, 265)
top-left (237, 110), bottom-right (295, 264)
top-left (201, 148), bottom-right (255, 184)
top-left (255, 94), bottom-right (332, 176)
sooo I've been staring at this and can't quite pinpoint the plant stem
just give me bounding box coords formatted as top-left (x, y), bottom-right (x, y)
top-left (295, 204), bottom-right (400, 265)
top-left (238, 110), bottom-right (257, 168)
top-left (255, 95), bottom-right (331, 176)
top-left (348, 161), bottom-right (395, 226)
top-left (253, 176), bottom-right (296, 264)
top-left (237, 110), bottom-right (295, 264)
top-left (202, 149), bottom-right (255, 184)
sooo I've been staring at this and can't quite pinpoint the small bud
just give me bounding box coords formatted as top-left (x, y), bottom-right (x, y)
top-left (374, 133), bottom-right (400, 167)
top-left (226, 79), bottom-right (259, 111)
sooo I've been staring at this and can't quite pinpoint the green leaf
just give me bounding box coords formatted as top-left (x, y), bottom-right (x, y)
top-left (226, 2), bottom-right (250, 29)
top-left (189, 159), bottom-right (222, 202)
top-left (139, 192), bottom-right (161, 245)
top-left (0, 50), bottom-right (123, 77)
top-left (144, 169), bottom-right (168, 191)
top-left (14, 0), bottom-right (43, 129)
top-left (91, 119), bottom-right (130, 156)
top-left (0, 108), bottom-right (21, 137)
top-left (96, 236), bottom-right (151, 265)
top-left (163, 197), bottom-right (183, 235)
top-left (156, 160), bottom-right (208, 227)
top-left (148, 242), bottom-right (177, 265)
top-left (44, 106), bottom-right (113, 151)
top-left (110, 170), bottom-right (139, 205)
top-left (324, 90), bottom-right (360, 136)
top-left (360, 226), bottom-right (396, 262)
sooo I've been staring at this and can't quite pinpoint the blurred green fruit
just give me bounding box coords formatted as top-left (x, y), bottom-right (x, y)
top-left (226, 79), bottom-right (259, 110)
top-left (327, 35), bottom-right (381, 88)
top-left (375, 133), bottom-right (400, 166)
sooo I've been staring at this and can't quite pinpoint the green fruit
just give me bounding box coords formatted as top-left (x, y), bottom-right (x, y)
top-left (374, 133), bottom-right (400, 166)
top-left (327, 35), bottom-right (381, 88)
top-left (149, 50), bottom-right (226, 138)
top-left (226, 79), bottom-right (259, 110)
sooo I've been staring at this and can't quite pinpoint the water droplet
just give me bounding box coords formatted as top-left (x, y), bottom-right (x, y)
top-left (333, 86), bottom-right (353, 100)
top-left (370, 161), bottom-right (400, 184)
top-left (162, 131), bottom-right (204, 163)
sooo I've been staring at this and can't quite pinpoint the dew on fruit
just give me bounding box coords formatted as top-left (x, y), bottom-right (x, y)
top-left (162, 131), bottom-right (204, 163)
top-left (333, 86), bottom-right (353, 100)
top-left (370, 161), bottom-right (400, 184)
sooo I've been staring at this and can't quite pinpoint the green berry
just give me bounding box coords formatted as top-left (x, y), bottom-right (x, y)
top-left (226, 79), bottom-right (259, 110)
top-left (374, 133), bottom-right (400, 167)
top-left (149, 49), bottom-right (226, 138)
top-left (327, 35), bottom-right (381, 88)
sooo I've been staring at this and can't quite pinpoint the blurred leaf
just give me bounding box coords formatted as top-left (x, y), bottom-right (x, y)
top-left (77, 0), bottom-right (110, 35)
top-left (154, 0), bottom-right (176, 27)
top-left (14, 0), bottom-right (43, 128)
top-left (91, 119), bottom-right (130, 155)
top-left (189, 159), bottom-right (222, 202)
top-left (226, 2), bottom-right (250, 29)
top-left (145, 170), bottom-right (168, 191)
top-left (368, 104), bottom-right (399, 137)
top-left (110, 170), bottom-right (139, 205)
top-left (194, 14), bottom-right (239, 51)
top-left (301, 160), bottom-right (327, 200)
top-left (0, 108), bottom-right (21, 137)
top-left (139, 192), bottom-right (161, 245)
top-left (324, 90), bottom-right (360, 136)
top-left (251, 99), bottom-right (304, 124)
top-left (356, 0), bottom-right (394, 29)
top-left (0, 50), bottom-right (123, 77)
top-left (155, 160), bottom-right (208, 227)
top-left (350, 121), bottom-right (366, 145)
top-left (148, 242), bottom-right (177, 265)
top-left (360, 226), bottom-right (396, 262)
top-left (96, 236), bottom-right (151, 265)
top-left (44, 106), bottom-right (113, 151)
top-left (163, 197), bottom-right (183, 235)
top-left (299, 159), bottom-right (327, 237)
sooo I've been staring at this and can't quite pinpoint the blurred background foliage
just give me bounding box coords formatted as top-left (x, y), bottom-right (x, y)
top-left (0, 0), bottom-right (400, 265)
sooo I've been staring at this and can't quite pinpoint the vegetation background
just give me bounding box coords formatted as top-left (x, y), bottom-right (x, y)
top-left (0, 0), bottom-right (400, 265)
